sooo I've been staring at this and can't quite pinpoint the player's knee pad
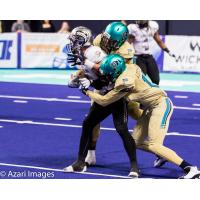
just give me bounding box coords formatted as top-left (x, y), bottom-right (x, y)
top-left (128, 102), bottom-right (143, 120)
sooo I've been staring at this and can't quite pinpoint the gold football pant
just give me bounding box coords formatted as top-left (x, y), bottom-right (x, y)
top-left (132, 97), bottom-right (183, 166)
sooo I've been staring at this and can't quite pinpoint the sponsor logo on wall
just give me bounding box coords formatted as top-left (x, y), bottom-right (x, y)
top-left (25, 44), bottom-right (60, 53)
top-left (21, 33), bottom-right (70, 68)
top-left (163, 36), bottom-right (200, 72)
top-left (0, 40), bottom-right (13, 60)
top-left (0, 34), bottom-right (17, 68)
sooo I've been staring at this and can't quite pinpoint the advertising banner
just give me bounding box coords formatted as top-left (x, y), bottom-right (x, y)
top-left (0, 33), bottom-right (18, 68)
top-left (21, 33), bottom-right (71, 68)
top-left (1, 33), bottom-right (200, 73)
top-left (163, 35), bottom-right (200, 73)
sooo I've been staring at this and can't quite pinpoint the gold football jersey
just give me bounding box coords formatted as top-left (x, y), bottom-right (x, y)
top-left (87, 64), bottom-right (167, 108)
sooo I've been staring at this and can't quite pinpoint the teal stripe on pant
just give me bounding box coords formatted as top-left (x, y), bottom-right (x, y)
top-left (161, 98), bottom-right (171, 128)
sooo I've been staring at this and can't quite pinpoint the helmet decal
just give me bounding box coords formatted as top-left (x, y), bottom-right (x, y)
top-left (122, 31), bottom-right (128, 40)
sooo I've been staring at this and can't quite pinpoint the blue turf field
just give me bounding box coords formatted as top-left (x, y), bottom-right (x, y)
top-left (0, 81), bottom-right (199, 179)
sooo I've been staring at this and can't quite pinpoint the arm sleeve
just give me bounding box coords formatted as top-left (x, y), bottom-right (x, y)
top-left (86, 88), bottom-right (129, 107)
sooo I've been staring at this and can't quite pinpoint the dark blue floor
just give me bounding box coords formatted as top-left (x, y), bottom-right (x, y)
top-left (0, 82), bottom-right (199, 179)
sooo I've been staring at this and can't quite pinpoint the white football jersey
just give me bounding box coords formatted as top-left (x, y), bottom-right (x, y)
top-left (82, 45), bottom-right (107, 80)
top-left (84, 45), bottom-right (114, 94)
top-left (128, 21), bottom-right (159, 55)
top-left (84, 45), bottom-right (107, 63)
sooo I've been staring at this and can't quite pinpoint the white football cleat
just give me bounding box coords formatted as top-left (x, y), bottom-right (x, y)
top-left (63, 160), bottom-right (87, 173)
top-left (128, 171), bottom-right (139, 178)
top-left (63, 165), bottom-right (74, 172)
top-left (179, 166), bottom-right (200, 179)
top-left (85, 150), bottom-right (96, 166)
top-left (154, 157), bottom-right (167, 168)
top-left (128, 167), bottom-right (140, 178)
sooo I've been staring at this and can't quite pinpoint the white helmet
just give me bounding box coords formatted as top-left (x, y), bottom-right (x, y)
top-left (69, 26), bottom-right (92, 52)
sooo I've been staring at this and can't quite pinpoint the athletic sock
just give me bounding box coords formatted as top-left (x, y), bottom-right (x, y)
top-left (87, 150), bottom-right (96, 156)
top-left (179, 160), bottom-right (193, 173)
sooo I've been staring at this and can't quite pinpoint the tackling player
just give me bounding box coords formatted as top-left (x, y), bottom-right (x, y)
top-left (83, 54), bottom-right (200, 179)
top-left (85, 22), bottom-right (143, 166)
top-left (128, 20), bottom-right (175, 85)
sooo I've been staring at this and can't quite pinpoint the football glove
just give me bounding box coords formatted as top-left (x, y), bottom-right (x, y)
top-left (67, 53), bottom-right (84, 66)
top-left (79, 84), bottom-right (88, 95)
top-left (163, 48), bottom-right (175, 58)
top-left (79, 78), bottom-right (91, 89)
top-left (168, 52), bottom-right (176, 58)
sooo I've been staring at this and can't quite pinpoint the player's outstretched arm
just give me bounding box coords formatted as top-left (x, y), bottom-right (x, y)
top-left (86, 88), bottom-right (128, 107)
top-left (154, 32), bottom-right (175, 57)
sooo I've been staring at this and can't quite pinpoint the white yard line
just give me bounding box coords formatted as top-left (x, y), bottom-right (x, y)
top-left (0, 95), bottom-right (90, 103)
top-left (166, 132), bottom-right (200, 138)
top-left (174, 106), bottom-right (200, 111)
top-left (67, 96), bottom-right (81, 99)
top-left (13, 100), bottom-right (28, 103)
top-left (54, 118), bottom-right (72, 121)
top-left (193, 104), bottom-right (200, 107)
top-left (0, 119), bottom-right (116, 131)
top-left (0, 94), bottom-right (200, 111)
top-left (0, 118), bottom-right (199, 138)
top-left (174, 95), bottom-right (188, 99)
top-left (0, 162), bottom-right (132, 179)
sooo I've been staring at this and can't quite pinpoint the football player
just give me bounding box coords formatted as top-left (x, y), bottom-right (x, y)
top-left (64, 25), bottom-right (139, 177)
top-left (83, 54), bottom-right (200, 179)
top-left (128, 20), bottom-right (175, 85)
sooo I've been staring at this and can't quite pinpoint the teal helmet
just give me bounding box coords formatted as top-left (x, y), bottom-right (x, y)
top-left (99, 54), bottom-right (126, 81)
top-left (100, 22), bottom-right (129, 53)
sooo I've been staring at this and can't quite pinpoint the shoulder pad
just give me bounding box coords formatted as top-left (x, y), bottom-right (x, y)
top-left (115, 41), bottom-right (135, 59)
top-left (114, 64), bottom-right (135, 91)
top-left (149, 21), bottom-right (159, 34)
top-left (127, 24), bottom-right (138, 35)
